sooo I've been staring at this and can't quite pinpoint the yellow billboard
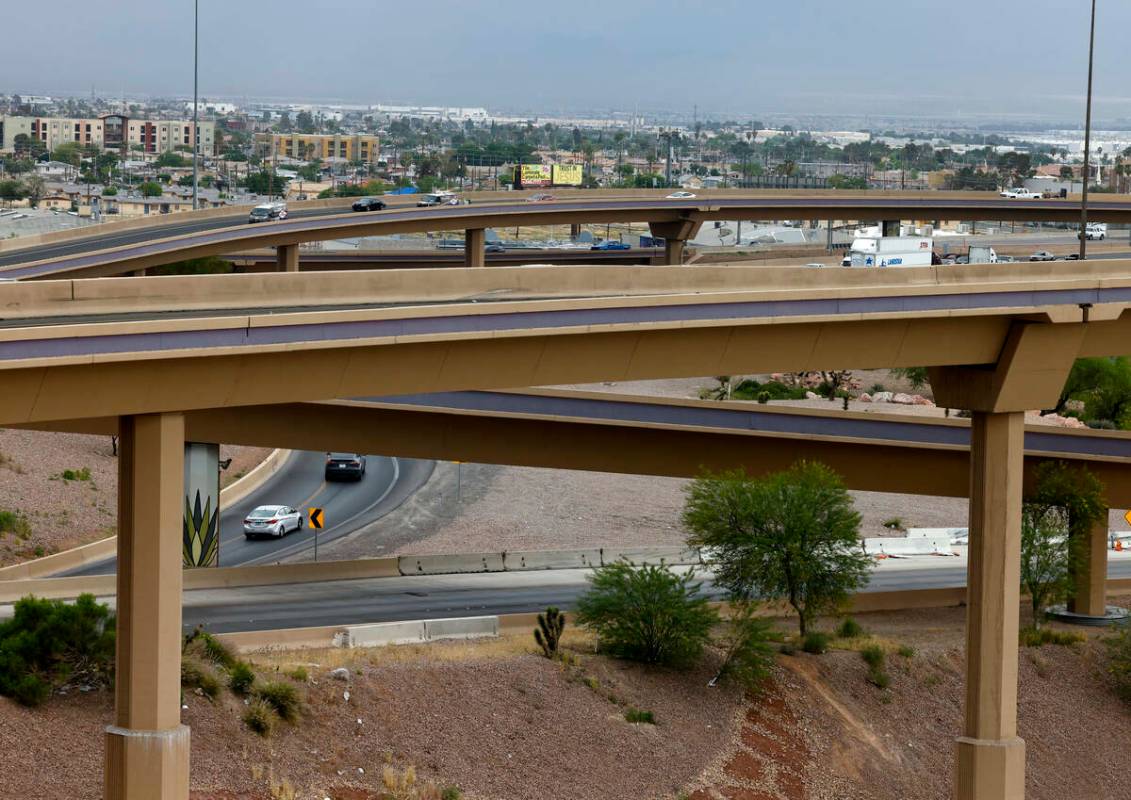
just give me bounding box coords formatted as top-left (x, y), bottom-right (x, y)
top-left (520, 164), bottom-right (551, 187)
top-left (552, 164), bottom-right (583, 186)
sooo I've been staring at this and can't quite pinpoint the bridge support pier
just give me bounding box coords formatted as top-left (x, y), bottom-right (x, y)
top-left (953, 410), bottom-right (1026, 800)
top-left (569, 223), bottom-right (582, 240)
top-left (105, 413), bottom-right (189, 800)
top-left (649, 219), bottom-right (702, 266)
top-left (1068, 516), bottom-right (1109, 616)
top-left (465, 228), bottom-right (486, 268)
top-left (930, 321), bottom-right (1086, 800)
top-left (276, 244), bottom-right (299, 272)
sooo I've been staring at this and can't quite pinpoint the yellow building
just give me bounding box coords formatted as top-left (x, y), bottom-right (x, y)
top-left (260, 133), bottom-right (380, 163)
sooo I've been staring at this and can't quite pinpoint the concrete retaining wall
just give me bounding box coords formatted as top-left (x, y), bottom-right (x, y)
top-left (862, 535), bottom-right (954, 556)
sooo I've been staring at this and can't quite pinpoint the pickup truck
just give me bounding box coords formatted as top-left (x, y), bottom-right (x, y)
top-left (999, 188), bottom-right (1043, 199)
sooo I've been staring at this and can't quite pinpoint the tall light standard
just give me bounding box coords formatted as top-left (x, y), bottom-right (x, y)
top-left (1079, 0), bottom-right (1096, 260)
top-left (192, 0), bottom-right (199, 210)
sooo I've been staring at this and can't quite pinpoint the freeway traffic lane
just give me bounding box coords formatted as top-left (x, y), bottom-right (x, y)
top-left (66, 451), bottom-right (434, 576)
top-left (180, 557), bottom-right (1131, 634)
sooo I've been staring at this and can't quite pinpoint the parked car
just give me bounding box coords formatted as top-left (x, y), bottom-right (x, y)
top-left (1029, 250), bottom-right (1056, 262)
top-left (351, 197), bottom-right (387, 212)
top-left (243, 505), bottom-right (303, 539)
top-left (247, 201), bottom-right (287, 223)
top-left (666, 191), bottom-right (697, 199)
top-left (325, 452), bottom-right (366, 481)
top-left (485, 243), bottom-right (505, 253)
top-left (1000, 188), bottom-right (1043, 199)
top-left (526, 193), bottom-right (556, 202)
top-left (1065, 253), bottom-right (1081, 260)
top-left (591, 240), bottom-right (631, 251)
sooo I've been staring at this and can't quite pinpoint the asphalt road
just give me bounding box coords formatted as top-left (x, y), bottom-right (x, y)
top-left (66, 451), bottom-right (434, 576)
top-left (179, 557), bottom-right (1131, 634)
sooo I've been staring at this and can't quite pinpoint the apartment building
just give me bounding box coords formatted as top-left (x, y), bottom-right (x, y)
top-left (259, 132), bottom-right (380, 163)
top-left (0, 115), bottom-right (215, 154)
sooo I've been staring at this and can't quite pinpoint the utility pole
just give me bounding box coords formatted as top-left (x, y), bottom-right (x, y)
top-left (192, 0), bottom-right (199, 210)
top-left (1079, 0), bottom-right (1097, 261)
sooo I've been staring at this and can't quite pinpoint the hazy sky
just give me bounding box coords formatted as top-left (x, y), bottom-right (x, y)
top-left (9, 1), bottom-right (1131, 121)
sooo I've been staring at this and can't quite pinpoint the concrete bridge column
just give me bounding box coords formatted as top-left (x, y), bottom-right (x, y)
top-left (649, 219), bottom-right (703, 266)
top-left (276, 244), bottom-right (299, 272)
top-left (1067, 515), bottom-right (1109, 616)
top-left (954, 410), bottom-right (1026, 800)
top-left (465, 228), bottom-right (486, 268)
top-left (930, 321), bottom-right (1087, 800)
top-left (105, 413), bottom-right (189, 800)
top-left (569, 223), bottom-right (582, 240)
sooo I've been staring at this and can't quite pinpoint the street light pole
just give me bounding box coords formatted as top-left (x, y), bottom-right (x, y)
top-left (192, 0), bottom-right (199, 211)
top-left (1079, 0), bottom-right (1096, 261)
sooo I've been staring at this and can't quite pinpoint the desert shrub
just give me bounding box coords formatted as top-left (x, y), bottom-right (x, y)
top-left (711, 604), bottom-right (776, 690)
top-left (779, 642), bottom-right (797, 656)
top-left (897, 644), bottom-right (916, 658)
top-left (534, 606), bottom-right (566, 659)
top-left (801, 631), bottom-right (830, 654)
top-left (183, 628), bottom-right (237, 669)
top-left (243, 698), bottom-right (276, 736)
top-left (285, 665), bottom-right (309, 683)
top-left (836, 618), bottom-right (864, 639)
top-left (181, 657), bottom-right (221, 700)
top-left (229, 661), bottom-right (256, 696)
top-left (756, 391), bottom-right (771, 404)
top-left (61, 467), bottom-right (92, 481)
top-left (733, 379), bottom-right (807, 402)
top-left (624, 707), bottom-right (656, 724)
top-left (1105, 626), bottom-right (1131, 702)
top-left (861, 644), bottom-right (890, 688)
top-left (0, 509), bottom-right (31, 540)
top-left (256, 680), bottom-right (302, 723)
top-left (881, 517), bottom-right (904, 531)
top-left (576, 561), bottom-right (718, 668)
top-left (440, 788), bottom-right (462, 800)
top-left (0, 593), bottom-right (115, 706)
top-left (1020, 627), bottom-right (1085, 648)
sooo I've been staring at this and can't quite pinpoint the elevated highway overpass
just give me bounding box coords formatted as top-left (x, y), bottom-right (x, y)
top-left (5, 189), bottom-right (1131, 279)
top-left (8, 199), bottom-right (1131, 798)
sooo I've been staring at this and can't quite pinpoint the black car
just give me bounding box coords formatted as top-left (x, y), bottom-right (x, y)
top-left (351, 197), bottom-right (387, 212)
top-left (325, 452), bottom-right (366, 481)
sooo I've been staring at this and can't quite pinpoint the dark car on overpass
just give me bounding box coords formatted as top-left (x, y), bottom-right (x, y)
top-left (351, 197), bottom-right (387, 212)
top-left (325, 452), bottom-right (366, 481)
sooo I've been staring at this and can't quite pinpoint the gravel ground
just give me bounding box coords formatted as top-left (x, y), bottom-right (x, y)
top-left (6, 602), bottom-right (1131, 799)
top-left (0, 636), bottom-right (743, 800)
top-left (0, 429), bottom-right (269, 566)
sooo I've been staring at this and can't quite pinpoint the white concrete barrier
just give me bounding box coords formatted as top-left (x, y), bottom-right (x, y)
top-left (398, 553), bottom-right (506, 575)
top-left (504, 549), bottom-right (601, 571)
top-left (424, 616), bottom-right (499, 641)
top-left (345, 620), bottom-right (426, 647)
top-left (600, 547), bottom-right (702, 566)
top-left (908, 527), bottom-right (968, 545)
top-left (863, 535), bottom-right (954, 556)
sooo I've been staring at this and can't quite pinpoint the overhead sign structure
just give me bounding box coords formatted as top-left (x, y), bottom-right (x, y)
top-left (308, 507), bottom-right (324, 529)
top-left (519, 164), bottom-right (551, 187)
top-left (552, 164), bottom-right (583, 186)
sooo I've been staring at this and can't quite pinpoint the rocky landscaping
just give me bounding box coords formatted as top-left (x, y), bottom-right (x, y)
top-left (3, 600), bottom-right (1131, 799)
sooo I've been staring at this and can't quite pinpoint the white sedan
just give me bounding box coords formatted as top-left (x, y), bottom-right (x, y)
top-left (666, 191), bottom-right (697, 199)
top-left (243, 505), bottom-right (304, 539)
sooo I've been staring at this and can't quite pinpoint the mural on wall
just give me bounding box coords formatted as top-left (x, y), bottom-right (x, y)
top-left (183, 442), bottom-right (220, 567)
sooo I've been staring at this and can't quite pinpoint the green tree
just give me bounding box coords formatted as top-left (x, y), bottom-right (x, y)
top-left (1056, 357), bottom-right (1131, 428)
top-left (684, 462), bottom-right (870, 636)
top-left (155, 151), bottom-right (188, 168)
top-left (575, 561), bottom-right (718, 667)
top-left (889, 366), bottom-right (929, 390)
top-left (137, 181), bottom-right (164, 197)
top-left (22, 174), bottom-right (46, 207)
top-left (1020, 504), bottom-right (1071, 629)
top-left (52, 141), bottom-right (82, 168)
top-left (1025, 461), bottom-right (1106, 615)
top-left (0, 180), bottom-right (25, 202)
top-left (241, 171), bottom-right (287, 195)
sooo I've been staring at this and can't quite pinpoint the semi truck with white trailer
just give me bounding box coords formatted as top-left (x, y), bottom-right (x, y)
top-left (841, 235), bottom-right (937, 267)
